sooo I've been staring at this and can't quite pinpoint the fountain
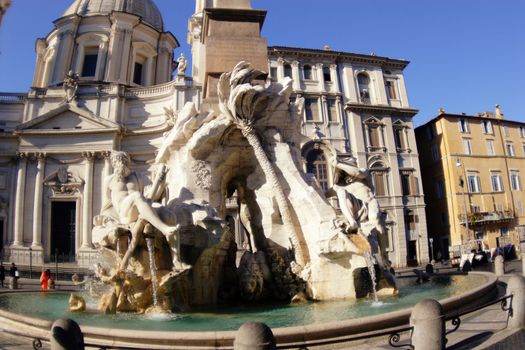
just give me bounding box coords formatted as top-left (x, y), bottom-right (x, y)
top-left (81, 62), bottom-right (401, 315)
top-left (0, 62), bottom-right (499, 348)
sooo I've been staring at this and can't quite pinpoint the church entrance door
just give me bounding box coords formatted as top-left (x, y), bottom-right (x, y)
top-left (50, 201), bottom-right (76, 262)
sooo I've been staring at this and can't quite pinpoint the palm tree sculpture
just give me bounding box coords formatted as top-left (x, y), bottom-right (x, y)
top-left (218, 61), bottom-right (309, 268)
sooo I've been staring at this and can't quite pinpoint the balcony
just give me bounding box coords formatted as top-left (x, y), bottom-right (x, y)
top-left (0, 92), bottom-right (26, 104)
top-left (458, 210), bottom-right (514, 226)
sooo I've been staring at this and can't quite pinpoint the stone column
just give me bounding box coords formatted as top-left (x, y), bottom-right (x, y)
top-left (410, 298), bottom-right (445, 350)
top-left (81, 152), bottom-right (95, 249)
top-left (507, 274), bottom-right (525, 330)
top-left (31, 153), bottom-right (46, 248)
top-left (291, 60), bottom-right (300, 91)
top-left (12, 153), bottom-right (28, 246)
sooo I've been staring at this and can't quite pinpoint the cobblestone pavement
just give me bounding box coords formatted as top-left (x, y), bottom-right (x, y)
top-left (0, 260), bottom-right (523, 350)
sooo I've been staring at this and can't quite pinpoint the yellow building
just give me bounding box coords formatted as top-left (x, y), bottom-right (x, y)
top-left (416, 106), bottom-right (525, 260)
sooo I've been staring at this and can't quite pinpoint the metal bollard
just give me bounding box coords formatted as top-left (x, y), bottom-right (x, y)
top-left (494, 255), bottom-right (505, 277)
top-left (507, 274), bottom-right (525, 330)
top-left (410, 298), bottom-right (445, 350)
top-left (234, 322), bottom-right (276, 350)
top-left (50, 318), bottom-right (85, 350)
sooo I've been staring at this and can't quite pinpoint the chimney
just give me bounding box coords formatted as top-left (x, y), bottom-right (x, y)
top-left (495, 104), bottom-right (504, 119)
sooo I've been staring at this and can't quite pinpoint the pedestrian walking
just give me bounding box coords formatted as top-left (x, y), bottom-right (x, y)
top-left (8, 262), bottom-right (19, 289)
top-left (9, 262), bottom-right (18, 279)
top-left (0, 262), bottom-right (5, 288)
top-left (40, 269), bottom-right (52, 290)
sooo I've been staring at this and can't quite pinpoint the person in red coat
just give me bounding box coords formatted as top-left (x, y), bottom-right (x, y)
top-left (40, 269), bottom-right (51, 290)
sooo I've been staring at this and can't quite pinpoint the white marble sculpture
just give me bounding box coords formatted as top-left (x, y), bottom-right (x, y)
top-left (330, 156), bottom-right (388, 268)
top-left (176, 53), bottom-right (187, 77)
top-left (90, 62), bottom-right (395, 314)
top-left (63, 70), bottom-right (79, 103)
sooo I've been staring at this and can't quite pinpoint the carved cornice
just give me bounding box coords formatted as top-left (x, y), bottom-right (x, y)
top-left (345, 103), bottom-right (418, 117)
top-left (269, 46), bottom-right (409, 70)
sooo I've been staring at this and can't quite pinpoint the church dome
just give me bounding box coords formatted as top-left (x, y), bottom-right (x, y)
top-left (64, 0), bottom-right (164, 31)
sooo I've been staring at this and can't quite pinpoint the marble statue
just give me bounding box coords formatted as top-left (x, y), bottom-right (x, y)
top-left (87, 62), bottom-right (396, 316)
top-left (63, 70), bottom-right (79, 103)
top-left (330, 156), bottom-right (388, 268)
top-left (102, 151), bottom-right (177, 237)
top-left (68, 294), bottom-right (86, 312)
top-left (176, 53), bottom-right (187, 77)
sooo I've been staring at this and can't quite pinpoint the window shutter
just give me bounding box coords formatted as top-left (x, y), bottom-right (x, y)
top-left (370, 127), bottom-right (380, 147)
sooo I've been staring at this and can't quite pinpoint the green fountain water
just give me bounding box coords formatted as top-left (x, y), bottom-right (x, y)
top-left (0, 274), bottom-right (485, 332)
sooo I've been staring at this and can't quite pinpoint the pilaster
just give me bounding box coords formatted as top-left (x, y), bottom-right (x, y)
top-left (291, 60), bottom-right (300, 91)
top-left (330, 64), bottom-right (340, 93)
top-left (276, 57), bottom-right (285, 82)
top-left (316, 63), bottom-right (325, 92)
top-left (31, 153), bottom-right (46, 249)
top-left (51, 30), bottom-right (75, 84)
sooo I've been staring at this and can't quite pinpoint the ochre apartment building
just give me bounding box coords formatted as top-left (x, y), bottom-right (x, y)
top-left (416, 106), bottom-right (525, 260)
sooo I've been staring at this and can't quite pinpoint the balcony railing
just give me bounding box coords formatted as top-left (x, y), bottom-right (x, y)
top-left (0, 92), bottom-right (26, 103)
top-left (459, 210), bottom-right (514, 226)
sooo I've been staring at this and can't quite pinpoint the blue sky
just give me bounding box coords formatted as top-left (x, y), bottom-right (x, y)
top-left (0, 0), bottom-right (523, 125)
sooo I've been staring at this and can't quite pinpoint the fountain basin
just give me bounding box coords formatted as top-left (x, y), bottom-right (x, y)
top-left (0, 272), bottom-right (497, 349)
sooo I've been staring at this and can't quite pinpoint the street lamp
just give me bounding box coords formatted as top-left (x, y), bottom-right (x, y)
top-left (456, 159), bottom-right (470, 247)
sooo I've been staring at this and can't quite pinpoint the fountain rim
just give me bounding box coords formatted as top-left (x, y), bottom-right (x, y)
top-left (0, 271), bottom-right (498, 349)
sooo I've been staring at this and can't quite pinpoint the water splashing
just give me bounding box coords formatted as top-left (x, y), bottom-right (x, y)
top-left (146, 237), bottom-right (159, 307)
top-left (363, 251), bottom-right (378, 303)
top-left (116, 237), bottom-right (120, 258)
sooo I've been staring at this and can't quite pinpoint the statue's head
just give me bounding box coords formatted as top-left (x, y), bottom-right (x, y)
top-left (111, 151), bottom-right (131, 178)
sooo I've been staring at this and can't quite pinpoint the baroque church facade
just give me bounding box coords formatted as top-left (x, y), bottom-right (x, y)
top-left (0, 0), bottom-right (428, 268)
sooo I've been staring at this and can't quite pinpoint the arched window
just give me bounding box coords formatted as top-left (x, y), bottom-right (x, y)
top-left (303, 65), bottom-right (312, 80)
top-left (370, 162), bottom-right (389, 196)
top-left (306, 149), bottom-right (329, 191)
top-left (357, 72), bottom-right (371, 104)
top-left (284, 63), bottom-right (292, 78)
